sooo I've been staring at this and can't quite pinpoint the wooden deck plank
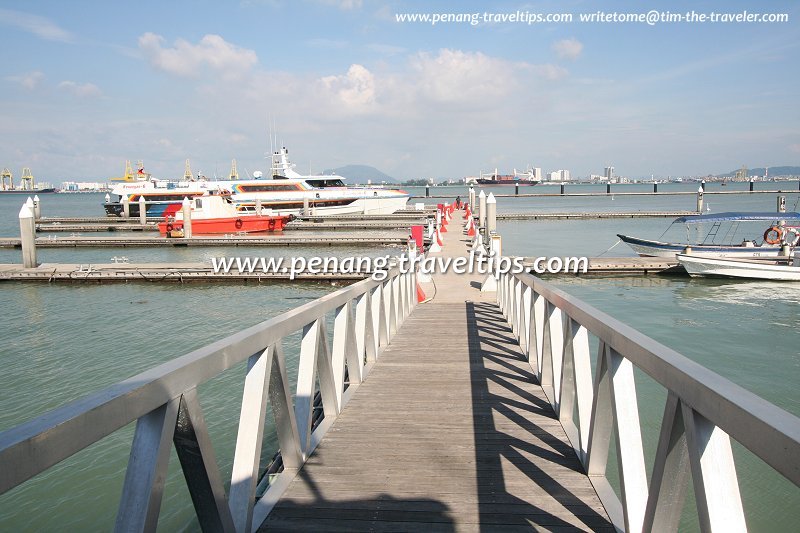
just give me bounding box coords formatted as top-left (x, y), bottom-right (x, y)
top-left (262, 211), bottom-right (611, 531)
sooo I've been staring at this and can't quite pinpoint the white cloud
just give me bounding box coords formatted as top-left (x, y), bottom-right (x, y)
top-left (138, 33), bottom-right (258, 78)
top-left (552, 38), bottom-right (583, 60)
top-left (6, 71), bottom-right (45, 90)
top-left (409, 49), bottom-right (520, 103)
top-left (58, 81), bottom-right (102, 98)
top-left (319, 64), bottom-right (376, 110)
top-left (0, 8), bottom-right (74, 42)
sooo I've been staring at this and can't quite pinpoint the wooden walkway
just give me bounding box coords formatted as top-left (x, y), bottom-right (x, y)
top-left (262, 212), bottom-right (611, 531)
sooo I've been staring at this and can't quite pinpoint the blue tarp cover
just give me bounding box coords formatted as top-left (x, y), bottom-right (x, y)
top-left (674, 212), bottom-right (800, 224)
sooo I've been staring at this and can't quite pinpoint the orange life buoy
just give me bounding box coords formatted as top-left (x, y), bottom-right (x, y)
top-left (763, 225), bottom-right (784, 245)
top-left (234, 218), bottom-right (243, 229)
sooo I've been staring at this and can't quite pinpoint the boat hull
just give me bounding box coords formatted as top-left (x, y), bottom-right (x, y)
top-left (0, 188), bottom-right (57, 194)
top-left (157, 215), bottom-right (291, 235)
top-left (677, 254), bottom-right (800, 281)
top-left (617, 234), bottom-right (783, 258)
top-left (475, 179), bottom-right (539, 186)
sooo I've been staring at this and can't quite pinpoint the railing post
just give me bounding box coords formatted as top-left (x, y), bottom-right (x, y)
top-left (378, 279), bottom-right (392, 346)
top-left (332, 302), bottom-right (359, 405)
top-left (513, 277), bottom-right (523, 338)
top-left (115, 399), bottom-right (180, 533)
top-left (683, 404), bottom-right (746, 532)
top-left (643, 392), bottom-right (690, 532)
top-left (548, 302), bottom-right (565, 413)
top-left (173, 390), bottom-right (235, 532)
top-left (531, 292), bottom-right (545, 378)
top-left (229, 346), bottom-right (276, 533)
top-left (519, 285), bottom-right (532, 353)
top-left (369, 285), bottom-right (383, 356)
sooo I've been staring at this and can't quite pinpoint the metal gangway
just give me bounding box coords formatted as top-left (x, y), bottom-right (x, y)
top-left (1, 210), bottom-right (798, 532)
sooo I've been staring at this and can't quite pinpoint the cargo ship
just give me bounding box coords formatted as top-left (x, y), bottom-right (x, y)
top-left (475, 167), bottom-right (539, 186)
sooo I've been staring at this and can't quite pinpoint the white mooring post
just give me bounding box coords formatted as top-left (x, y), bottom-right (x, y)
top-left (468, 186), bottom-right (476, 212)
top-left (256, 198), bottom-right (262, 215)
top-left (122, 195), bottom-right (130, 218)
top-left (486, 192), bottom-right (497, 235)
top-left (480, 234), bottom-right (502, 292)
top-left (478, 190), bottom-right (486, 233)
top-left (182, 197), bottom-right (193, 238)
top-left (696, 187), bottom-right (704, 213)
top-left (138, 196), bottom-right (147, 225)
top-left (33, 195), bottom-right (41, 219)
top-left (303, 197), bottom-right (310, 216)
top-left (19, 203), bottom-right (37, 268)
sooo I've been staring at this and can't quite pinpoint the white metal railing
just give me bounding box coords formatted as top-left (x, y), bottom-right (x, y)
top-left (0, 266), bottom-right (416, 532)
top-left (497, 270), bottom-right (800, 532)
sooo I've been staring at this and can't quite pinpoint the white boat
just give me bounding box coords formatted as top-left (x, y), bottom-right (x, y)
top-left (678, 252), bottom-right (800, 281)
top-left (103, 147), bottom-right (409, 217)
top-left (618, 212), bottom-right (800, 258)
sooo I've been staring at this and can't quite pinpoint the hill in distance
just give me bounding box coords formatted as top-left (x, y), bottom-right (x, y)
top-left (322, 164), bottom-right (399, 184)
top-left (717, 166), bottom-right (800, 178)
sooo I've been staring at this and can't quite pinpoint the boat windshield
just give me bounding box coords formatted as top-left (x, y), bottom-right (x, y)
top-left (306, 179), bottom-right (345, 188)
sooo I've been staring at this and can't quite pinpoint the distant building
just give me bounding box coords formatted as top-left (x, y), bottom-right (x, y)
top-left (547, 169), bottom-right (571, 182)
top-left (61, 181), bottom-right (109, 192)
top-left (604, 166), bottom-right (614, 181)
top-left (533, 167), bottom-right (542, 181)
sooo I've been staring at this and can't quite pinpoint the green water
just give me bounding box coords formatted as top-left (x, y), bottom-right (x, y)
top-left (1, 189), bottom-right (798, 530)
top-left (0, 283), bottom-right (336, 531)
top-left (547, 276), bottom-right (800, 532)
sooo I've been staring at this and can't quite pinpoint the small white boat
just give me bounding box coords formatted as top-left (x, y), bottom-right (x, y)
top-left (677, 252), bottom-right (800, 281)
top-left (618, 211), bottom-right (800, 258)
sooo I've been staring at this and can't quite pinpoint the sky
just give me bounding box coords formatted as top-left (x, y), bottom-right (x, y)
top-left (0, 0), bottom-right (798, 182)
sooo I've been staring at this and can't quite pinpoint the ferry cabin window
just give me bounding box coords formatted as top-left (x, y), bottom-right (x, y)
top-left (307, 179), bottom-right (345, 188)
top-left (238, 184), bottom-right (298, 192)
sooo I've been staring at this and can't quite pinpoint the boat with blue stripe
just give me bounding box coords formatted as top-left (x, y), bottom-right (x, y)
top-left (618, 212), bottom-right (800, 258)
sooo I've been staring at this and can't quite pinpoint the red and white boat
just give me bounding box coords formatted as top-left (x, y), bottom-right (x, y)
top-left (158, 193), bottom-right (293, 235)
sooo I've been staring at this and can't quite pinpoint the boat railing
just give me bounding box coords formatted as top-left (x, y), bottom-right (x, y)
top-left (0, 264), bottom-right (417, 532)
top-left (496, 270), bottom-right (800, 531)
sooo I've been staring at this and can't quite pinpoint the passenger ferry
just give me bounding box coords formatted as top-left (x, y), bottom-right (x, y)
top-left (103, 147), bottom-right (409, 217)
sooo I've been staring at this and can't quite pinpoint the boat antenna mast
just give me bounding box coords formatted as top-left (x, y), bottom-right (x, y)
top-left (184, 159), bottom-right (193, 181)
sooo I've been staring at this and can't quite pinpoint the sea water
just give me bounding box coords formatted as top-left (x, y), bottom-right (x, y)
top-left (1, 187), bottom-right (798, 530)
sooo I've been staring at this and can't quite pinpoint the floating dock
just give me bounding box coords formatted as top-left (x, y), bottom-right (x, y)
top-left (413, 186), bottom-right (800, 199)
top-left (499, 211), bottom-right (698, 220)
top-left (0, 234), bottom-right (409, 249)
top-left (34, 221), bottom-right (427, 232)
top-left (0, 263), bottom-right (370, 282)
top-left (0, 256), bottom-right (683, 283)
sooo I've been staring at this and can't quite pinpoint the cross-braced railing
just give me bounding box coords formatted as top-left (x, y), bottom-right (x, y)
top-left (497, 271), bottom-right (800, 532)
top-left (0, 266), bottom-right (416, 532)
